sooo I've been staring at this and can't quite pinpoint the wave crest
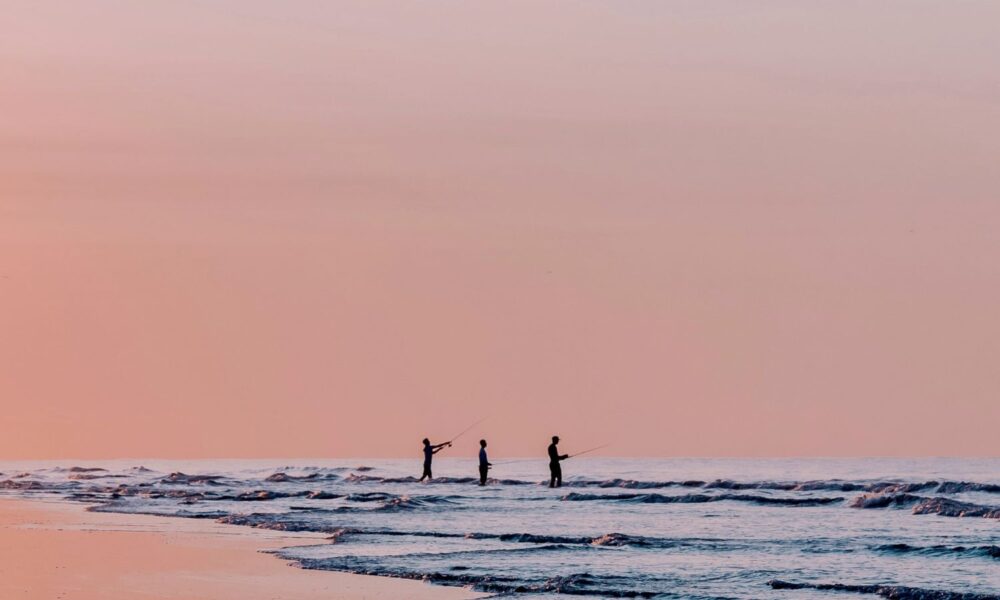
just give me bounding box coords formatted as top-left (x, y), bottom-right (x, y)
top-left (768, 579), bottom-right (1000, 600)
top-left (563, 492), bottom-right (843, 506)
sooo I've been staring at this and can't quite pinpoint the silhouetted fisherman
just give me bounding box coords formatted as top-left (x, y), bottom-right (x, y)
top-left (548, 435), bottom-right (569, 488)
top-left (420, 438), bottom-right (451, 481)
top-left (478, 439), bottom-right (492, 486)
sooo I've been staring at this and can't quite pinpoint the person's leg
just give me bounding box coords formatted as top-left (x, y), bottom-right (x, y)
top-left (420, 464), bottom-right (432, 481)
top-left (554, 464), bottom-right (562, 488)
top-left (479, 465), bottom-right (488, 485)
top-left (549, 464), bottom-right (557, 488)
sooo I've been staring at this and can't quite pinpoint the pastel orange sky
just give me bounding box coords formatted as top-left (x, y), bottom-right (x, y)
top-left (2, 1), bottom-right (998, 459)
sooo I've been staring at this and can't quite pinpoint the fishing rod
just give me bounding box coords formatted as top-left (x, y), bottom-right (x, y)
top-left (446, 417), bottom-right (489, 445)
top-left (489, 458), bottom-right (532, 467)
top-left (491, 444), bottom-right (610, 466)
top-left (566, 443), bottom-right (610, 459)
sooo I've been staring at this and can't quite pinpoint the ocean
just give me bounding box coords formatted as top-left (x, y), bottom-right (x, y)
top-left (2, 458), bottom-right (998, 599)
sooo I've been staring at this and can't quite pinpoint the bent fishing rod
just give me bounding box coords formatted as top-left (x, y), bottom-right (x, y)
top-left (566, 443), bottom-right (611, 459)
top-left (445, 417), bottom-right (489, 446)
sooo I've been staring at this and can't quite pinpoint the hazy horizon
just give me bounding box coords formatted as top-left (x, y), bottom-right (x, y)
top-left (3, 1), bottom-right (998, 459)
top-left (3, 455), bottom-right (999, 463)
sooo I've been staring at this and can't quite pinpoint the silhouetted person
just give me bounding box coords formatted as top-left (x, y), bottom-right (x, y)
top-left (420, 438), bottom-right (451, 481)
top-left (478, 439), bottom-right (492, 486)
top-left (548, 435), bottom-right (568, 488)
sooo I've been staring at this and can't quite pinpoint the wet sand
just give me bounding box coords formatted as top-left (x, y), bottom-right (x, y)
top-left (0, 497), bottom-right (482, 599)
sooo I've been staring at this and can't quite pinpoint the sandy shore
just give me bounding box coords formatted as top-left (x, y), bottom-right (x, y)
top-left (0, 497), bottom-right (482, 599)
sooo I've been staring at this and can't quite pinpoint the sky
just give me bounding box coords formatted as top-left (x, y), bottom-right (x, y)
top-left (2, 1), bottom-right (998, 459)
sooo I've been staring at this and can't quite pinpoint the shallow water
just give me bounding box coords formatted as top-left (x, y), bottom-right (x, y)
top-left (2, 458), bottom-right (998, 599)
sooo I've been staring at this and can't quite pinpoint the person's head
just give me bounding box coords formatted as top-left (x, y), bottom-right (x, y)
top-left (480, 439), bottom-right (487, 448)
top-left (422, 438), bottom-right (430, 446)
top-left (552, 435), bottom-right (560, 444)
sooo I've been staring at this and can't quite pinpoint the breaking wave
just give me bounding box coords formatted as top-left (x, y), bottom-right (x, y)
top-left (912, 498), bottom-right (1000, 519)
top-left (849, 493), bottom-right (925, 509)
top-left (851, 495), bottom-right (1000, 518)
top-left (768, 579), bottom-right (1000, 600)
top-left (160, 472), bottom-right (225, 485)
top-left (290, 556), bottom-right (662, 598)
top-left (562, 492), bottom-right (844, 506)
top-left (873, 543), bottom-right (1000, 560)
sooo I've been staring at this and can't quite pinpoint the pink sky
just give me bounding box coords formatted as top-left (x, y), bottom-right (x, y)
top-left (2, 1), bottom-right (998, 459)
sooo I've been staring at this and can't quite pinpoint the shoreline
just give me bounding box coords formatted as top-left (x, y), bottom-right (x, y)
top-left (0, 497), bottom-right (483, 599)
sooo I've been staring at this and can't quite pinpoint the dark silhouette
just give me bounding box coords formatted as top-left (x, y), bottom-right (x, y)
top-left (420, 438), bottom-right (451, 481)
top-left (547, 435), bottom-right (569, 488)
top-left (478, 439), bottom-right (492, 485)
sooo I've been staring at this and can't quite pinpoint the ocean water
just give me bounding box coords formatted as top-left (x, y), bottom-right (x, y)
top-left (2, 458), bottom-right (998, 599)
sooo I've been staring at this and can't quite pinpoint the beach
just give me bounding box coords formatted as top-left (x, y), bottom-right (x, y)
top-left (0, 497), bottom-right (481, 600)
top-left (2, 1), bottom-right (997, 598)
